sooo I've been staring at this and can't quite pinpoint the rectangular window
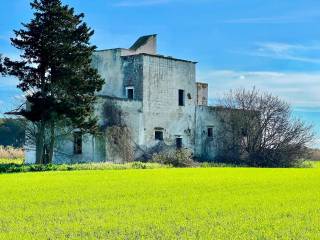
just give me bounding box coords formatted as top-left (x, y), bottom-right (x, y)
top-left (126, 87), bottom-right (134, 100)
top-left (178, 89), bottom-right (185, 106)
top-left (241, 128), bottom-right (248, 137)
top-left (73, 132), bottom-right (82, 155)
top-left (155, 131), bottom-right (163, 141)
top-left (176, 137), bottom-right (183, 149)
top-left (207, 127), bottom-right (213, 138)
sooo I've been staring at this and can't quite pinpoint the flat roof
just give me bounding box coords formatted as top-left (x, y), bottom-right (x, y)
top-left (95, 48), bottom-right (126, 52)
top-left (122, 53), bottom-right (197, 64)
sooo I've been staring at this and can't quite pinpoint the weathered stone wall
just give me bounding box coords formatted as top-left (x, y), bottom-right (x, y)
top-left (142, 55), bottom-right (197, 151)
top-left (96, 97), bottom-right (143, 162)
top-left (196, 82), bottom-right (208, 106)
top-left (195, 106), bottom-right (221, 160)
top-left (24, 35), bottom-right (229, 164)
top-left (122, 55), bottom-right (143, 101)
top-left (92, 49), bottom-right (125, 98)
top-left (131, 35), bottom-right (157, 55)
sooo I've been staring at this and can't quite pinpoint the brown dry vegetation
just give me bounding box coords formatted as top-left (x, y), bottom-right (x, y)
top-left (0, 146), bottom-right (24, 159)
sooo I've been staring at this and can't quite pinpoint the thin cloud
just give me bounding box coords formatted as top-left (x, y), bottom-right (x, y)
top-left (232, 42), bottom-right (320, 64)
top-left (222, 10), bottom-right (320, 24)
top-left (255, 42), bottom-right (320, 53)
top-left (222, 16), bottom-right (303, 24)
top-left (114, 0), bottom-right (171, 7)
top-left (198, 70), bottom-right (320, 110)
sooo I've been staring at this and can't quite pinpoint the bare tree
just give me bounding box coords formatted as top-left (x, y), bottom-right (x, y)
top-left (216, 88), bottom-right (314, 167)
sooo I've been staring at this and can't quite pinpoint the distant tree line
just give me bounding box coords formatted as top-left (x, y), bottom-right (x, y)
top-left (0, 118), bottom-right (25, 147)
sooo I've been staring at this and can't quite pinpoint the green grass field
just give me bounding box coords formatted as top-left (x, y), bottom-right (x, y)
top-left (0, 158), bottom-right (24, 165)
top-left (0, 167), bottom-right (319, 239)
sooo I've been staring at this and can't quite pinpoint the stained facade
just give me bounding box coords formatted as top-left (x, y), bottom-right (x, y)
top-left (26, 35), bottom-right (224, 164)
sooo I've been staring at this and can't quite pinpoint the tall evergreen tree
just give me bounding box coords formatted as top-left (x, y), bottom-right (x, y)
top-left (0, 55), bottom-right (4, 74)
top-left (4, 0), bottom-right (104, 164)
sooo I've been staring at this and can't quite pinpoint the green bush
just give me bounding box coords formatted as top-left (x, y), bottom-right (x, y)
top-left (150, 149), bottom-right (195, 167)
top-left (0, 162), bottom-right (170, 174)
top-left (200, 162), bottom-right (242, 168)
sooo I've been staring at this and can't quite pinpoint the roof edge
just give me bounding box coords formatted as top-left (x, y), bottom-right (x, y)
top-left (122, 53), bottom-right (197, 64)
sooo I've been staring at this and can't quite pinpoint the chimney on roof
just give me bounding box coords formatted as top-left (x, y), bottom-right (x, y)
top-left (129, 34), bottom-right (157, 55)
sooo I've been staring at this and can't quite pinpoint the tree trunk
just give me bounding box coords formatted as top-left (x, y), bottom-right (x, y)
top-left (48, 121), bottom-right (55, 164)
top-left (35, 122), bottom-right (45, 164)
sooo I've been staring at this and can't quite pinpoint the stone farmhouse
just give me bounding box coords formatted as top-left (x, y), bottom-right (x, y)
top-left (26, 35), bottom-right (227, 164)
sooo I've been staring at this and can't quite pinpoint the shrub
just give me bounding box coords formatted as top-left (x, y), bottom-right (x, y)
top-left (0, 162), bottom-right (170, 174)
top-left (200, 162), bottom-right (246, 168)
top-left (150, 149), bottom-right (195, 167)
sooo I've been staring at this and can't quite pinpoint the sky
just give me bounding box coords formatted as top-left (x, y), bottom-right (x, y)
top-left (0, 0), bottom-right (319, 147)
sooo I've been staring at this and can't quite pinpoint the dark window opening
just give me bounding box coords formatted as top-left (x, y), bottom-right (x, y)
top-left (155, 131), bottom-right (163, 141)
top-left (127, 88), bottom-right (134, 100)
top-left (241, 128), bottom-right (248, 137)
top-left (178, 89), bottom-right (185, 106)
top-left (207, 127), bottom-right (213, 138)
top-left (176, 137), bottom-right (183, 149)
top-left (73, 132), bottom-right (82, 154)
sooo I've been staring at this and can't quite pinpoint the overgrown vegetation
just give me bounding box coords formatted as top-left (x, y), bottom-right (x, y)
top-left (103, 101), bottom-right (135, 163)
top-left (150, 149), bottom-right (195, 167)
top-left (0, 162), bottom-right (169, 174)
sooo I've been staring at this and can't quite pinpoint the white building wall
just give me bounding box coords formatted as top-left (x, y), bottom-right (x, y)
top-left (195, 106), bottom-right (224, 160)
top-left (142, 55), bottom-right (197, 151)
top-left (24, 35), bottom-right (226, 164)
top-left (92, 49), bottom-right (125, 98)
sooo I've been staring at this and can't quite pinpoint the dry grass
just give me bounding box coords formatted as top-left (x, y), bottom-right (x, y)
top-left (0, 146), bottom-right (24, 159)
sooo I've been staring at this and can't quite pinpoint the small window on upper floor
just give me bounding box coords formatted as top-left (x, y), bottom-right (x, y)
top-left (241, 128), bottom-right (248, 137)
top-left (207, 127), bottom-right (213, 138)
top-left (178, 89), bottom-right (185, 106)
top-left (126, 87), bottom-right (134, 100)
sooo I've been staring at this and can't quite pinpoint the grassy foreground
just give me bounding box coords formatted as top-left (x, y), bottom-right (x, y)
top-left (0, 168), bottom-right (319, 239)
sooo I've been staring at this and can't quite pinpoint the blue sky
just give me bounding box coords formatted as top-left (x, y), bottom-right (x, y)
top-left (0, 0), bottom-right (320, 146)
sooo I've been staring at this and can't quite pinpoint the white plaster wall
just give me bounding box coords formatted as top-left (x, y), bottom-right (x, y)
top-left (24, 44), bottom-right (223, 164)
top-left (106, 99), bottom-right (143, 162)
top-left (142, 55), bottom-right (197, 151)
top-left (53, 134), bottom-right (106, 164)
top-left (24, 133), bottom-right (105, 164)
top-left (25, 149), bottom-right (36, 164)
top-left (92, 49), bottom-right (125, 98)
top-left (195, 106), bottom-right (222, 160)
